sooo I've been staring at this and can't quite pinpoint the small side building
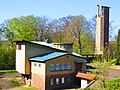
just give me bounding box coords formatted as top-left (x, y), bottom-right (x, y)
top-left (30, 52), bottom-right (86, 90)
top-left (13, 40), bottom-right (95, 90)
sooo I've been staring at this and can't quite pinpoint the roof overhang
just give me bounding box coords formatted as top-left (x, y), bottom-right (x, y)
top-left (74, 60), bottom-right (87, 63)
top-left (75, 73), bottom-right (96, 80)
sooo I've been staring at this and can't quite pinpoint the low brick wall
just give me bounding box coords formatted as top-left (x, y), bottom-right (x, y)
top-left (31, 73), bottom-right (45, 90)
top-left (21, 74), bottom-right (31, 86)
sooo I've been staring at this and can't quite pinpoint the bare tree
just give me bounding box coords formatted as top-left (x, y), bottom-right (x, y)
top-left (68, 15), bottom-right (89, 54)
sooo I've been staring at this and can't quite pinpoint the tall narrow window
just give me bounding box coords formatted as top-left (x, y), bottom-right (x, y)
top-left (61, 77), bottom-right (65, 84)
top-left (56, 78), bottom-right (60, 84)
top-left (34, 63), bottom-right (36, 67)
top-left (50, 78), bottom-right (54, 85)
top-left (17, 44), bottom-right (21, 50)
top-left (67, 63), bottom-right (72, 70)
top-left (50, 64), bottom-right (54, 71)
top-left (66, 77), bottom-right (72, 83)
top-left (56, 64), bottom-right (60, 70)
top-left (62, 64), bottom-right (66, 70)
top-left (39, 64), bottom-right (41, 67)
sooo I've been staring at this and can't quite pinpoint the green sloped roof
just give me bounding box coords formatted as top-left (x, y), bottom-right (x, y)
top-left (29, 52), bottom-right (67, 62)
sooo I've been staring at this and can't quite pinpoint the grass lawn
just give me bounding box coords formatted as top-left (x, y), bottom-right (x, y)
top-left (10, 78), bottom-right (20, 87)
top-left (16, 86), bottom-right (39, 90)
top-left (10, 78), bottom-right (39, 90)
top-left (0, 69), bottom-right (16, 76)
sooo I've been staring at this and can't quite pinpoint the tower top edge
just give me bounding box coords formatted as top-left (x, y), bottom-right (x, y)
top-left (97, 5), bottom-right (110, 8)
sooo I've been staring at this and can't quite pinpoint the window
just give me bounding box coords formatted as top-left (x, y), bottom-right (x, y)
top-left (67, 63), bottom-right (72, 70)
top-left (39, 64), bottom-right (41, 67)
top-left (50, 78), bottom-right (54, 85)
top-left (17, 44), bottom-right (21, 50)
top-left (50, 64), bottom-right (54, 71)
top-left (66, 77), bottom-right (72, 83)
top-left (62, 64), bottom-right (66, 70)
top-left (34, 63), bottom-right (36, 67)
top-left (56, 78), bottom-right (60, 84)
top-left (67, 56), bottom-right (69, 58)
top-left (56, 64), bottom-right (60, 70)
top-left (61, 77), bottom-right (65, 84)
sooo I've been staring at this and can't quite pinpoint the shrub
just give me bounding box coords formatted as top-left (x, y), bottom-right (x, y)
top-left (10, 78), bottom-right (20, 87)
top-left (98, 78), bottom-right (120, 90)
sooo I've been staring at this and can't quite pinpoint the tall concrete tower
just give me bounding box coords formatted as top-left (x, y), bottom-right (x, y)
top-left (95, 5), bottom-right (110, 54)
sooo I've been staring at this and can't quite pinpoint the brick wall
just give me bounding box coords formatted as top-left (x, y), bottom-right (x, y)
top-left (46, 73), bottom-right (75, 90)
top-left (31, 73), bottom-right (45, 90)
top-left (21, 74), bottom-right (31, 86)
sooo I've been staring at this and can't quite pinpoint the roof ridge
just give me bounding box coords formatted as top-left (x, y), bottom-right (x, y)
top-left (13, 39), bottom-right (67, 52)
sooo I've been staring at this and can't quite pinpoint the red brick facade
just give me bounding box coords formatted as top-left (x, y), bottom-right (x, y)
top-left (31, 73), bottom-right (45, 90)
top-left (46, 73), bottom-right (75, 90)
top-left (21, 74), bottom-right (31, 86)
top-left (29, 73), bottom-right (76, 90)
top-left (101, 6), bottom-right (109, 49)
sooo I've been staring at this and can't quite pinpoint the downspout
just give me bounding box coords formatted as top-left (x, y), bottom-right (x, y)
top-left (30, 60), bottom-right (32, 86)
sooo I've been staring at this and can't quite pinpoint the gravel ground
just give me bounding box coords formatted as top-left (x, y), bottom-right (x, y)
top-left (0, 73), bottom-right (21, 90)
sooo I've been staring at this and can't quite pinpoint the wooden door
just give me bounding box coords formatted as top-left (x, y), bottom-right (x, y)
top-left (75, 63), bottom-right (82, 72)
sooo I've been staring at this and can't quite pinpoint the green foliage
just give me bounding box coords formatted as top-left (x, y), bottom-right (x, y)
top-left (81, 34), bottom-right (95, 54)
top-left (115, 29), bottom-right (120, 65)
top-left (67, 15), bottom-right (94, 54)
top-left (0, 15), bottom-right (96, 69)
top-left (18, 86), bottom-right (39, 90)
top-left (0, 70), bottom-right (16, 73)
top-left (85, 88), bottom-right (95, 90)
top-left (3, 15), bottom-right (38, 41)
top-left (10, 78), bottom-right (20, 87)
top-left (10, 78), bottom-right (39, 90)
top-left (97, 78), bottom-right (120, 90)
top-left (1, 15), bottom-right (95, 54)
top-left (0, 45), bottom-right (15, 70)
top-left (109, 58), bottom-right (117, 65)
top-left (88, 55), bottom-right (111, 90)
top-left (1, 15), bottom-right (54, 41)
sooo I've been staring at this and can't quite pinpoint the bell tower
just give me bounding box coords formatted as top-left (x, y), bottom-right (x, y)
top-left (95, 5), bottom-right (110, 54)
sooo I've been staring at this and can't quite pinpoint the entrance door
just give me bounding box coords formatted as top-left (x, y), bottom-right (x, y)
top-left (75, 63), bottom-right (82, 72)
top-left (74, 77), bottom-right (81, 87)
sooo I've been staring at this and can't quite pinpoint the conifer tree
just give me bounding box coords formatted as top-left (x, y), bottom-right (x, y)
top-left (115, 29), bottom-right (120, 65)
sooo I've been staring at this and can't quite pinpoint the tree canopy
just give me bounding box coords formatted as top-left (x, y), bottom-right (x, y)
top-left (1, 14), bottom-right (116, 69)
top-left (115, 29), bottom-right (120, 65)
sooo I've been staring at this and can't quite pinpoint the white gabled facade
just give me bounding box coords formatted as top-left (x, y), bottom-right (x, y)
top-left (16, 44), bottom-right (26, 74)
